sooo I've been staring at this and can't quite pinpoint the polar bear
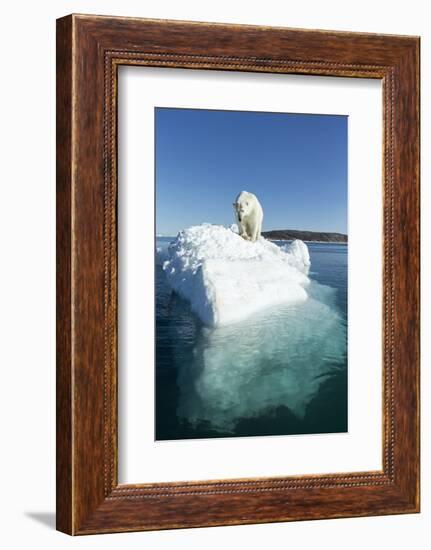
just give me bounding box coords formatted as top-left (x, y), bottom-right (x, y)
top-left (233, 191), bottom-right (264, 242)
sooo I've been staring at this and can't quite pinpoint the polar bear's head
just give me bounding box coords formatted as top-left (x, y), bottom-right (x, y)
top-left (233, 191), bottom-right (254, 222)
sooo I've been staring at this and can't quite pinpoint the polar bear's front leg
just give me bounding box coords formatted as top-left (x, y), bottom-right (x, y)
top-left (251, 220), bottom-right (262, 242)
top-left (239, 221), bottom-right (249, 240)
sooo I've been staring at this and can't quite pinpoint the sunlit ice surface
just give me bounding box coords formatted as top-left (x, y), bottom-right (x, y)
top-left (161, 224), bottom-right (311, 326)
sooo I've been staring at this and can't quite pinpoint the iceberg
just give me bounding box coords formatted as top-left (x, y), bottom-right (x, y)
top-left (161, 223), bottom-right (311, 326)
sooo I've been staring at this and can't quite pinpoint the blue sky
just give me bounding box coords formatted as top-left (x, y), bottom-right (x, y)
top-left (155, 108), bottom-right (347, 235)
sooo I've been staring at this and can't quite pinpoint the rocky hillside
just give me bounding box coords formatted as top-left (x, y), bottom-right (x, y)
top-left (262, 229), bottom-right (347, 243)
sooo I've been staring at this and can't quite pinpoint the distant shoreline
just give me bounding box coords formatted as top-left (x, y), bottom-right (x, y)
top-left (269, 239), bottom-right (347, 244)
top-left (262, 229), bottom-right (348, 243)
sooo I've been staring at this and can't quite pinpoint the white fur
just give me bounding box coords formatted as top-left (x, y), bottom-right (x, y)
top-left (233, 191), bottom-right (264, 242)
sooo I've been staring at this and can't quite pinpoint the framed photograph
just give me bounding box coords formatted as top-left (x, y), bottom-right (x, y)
top-left (56, 14), bottom-right (420, 535)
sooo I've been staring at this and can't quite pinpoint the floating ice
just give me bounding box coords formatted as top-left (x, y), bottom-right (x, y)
top-left (281, 239), bottom-right (311, 273)
top-left (175, 286), bottom-right (346, 431)
top-left (161, 224), bottom-right (311, 326)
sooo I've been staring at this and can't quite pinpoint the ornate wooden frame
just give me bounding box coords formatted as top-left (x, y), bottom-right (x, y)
top-left (56, 14), bottom-right (420, 535)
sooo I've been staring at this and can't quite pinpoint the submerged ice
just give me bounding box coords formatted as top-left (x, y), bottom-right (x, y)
top-left (175, 285), bottom-right (346, 432)
top-left (161, 224), bottom-right (311, 326)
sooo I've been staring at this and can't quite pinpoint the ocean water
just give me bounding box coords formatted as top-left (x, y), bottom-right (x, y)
top-left (155, 238), bottom-right (347, 440)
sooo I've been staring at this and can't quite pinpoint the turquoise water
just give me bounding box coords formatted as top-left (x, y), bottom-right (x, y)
top-left (155, 238), bottom-right (347, 440)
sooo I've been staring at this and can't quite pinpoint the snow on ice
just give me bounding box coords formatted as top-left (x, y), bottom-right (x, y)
top-left (160, 224), bottom-right (311, 326)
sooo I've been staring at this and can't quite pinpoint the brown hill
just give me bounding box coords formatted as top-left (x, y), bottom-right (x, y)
top-left (262, 229), bottom-right (347, 243)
